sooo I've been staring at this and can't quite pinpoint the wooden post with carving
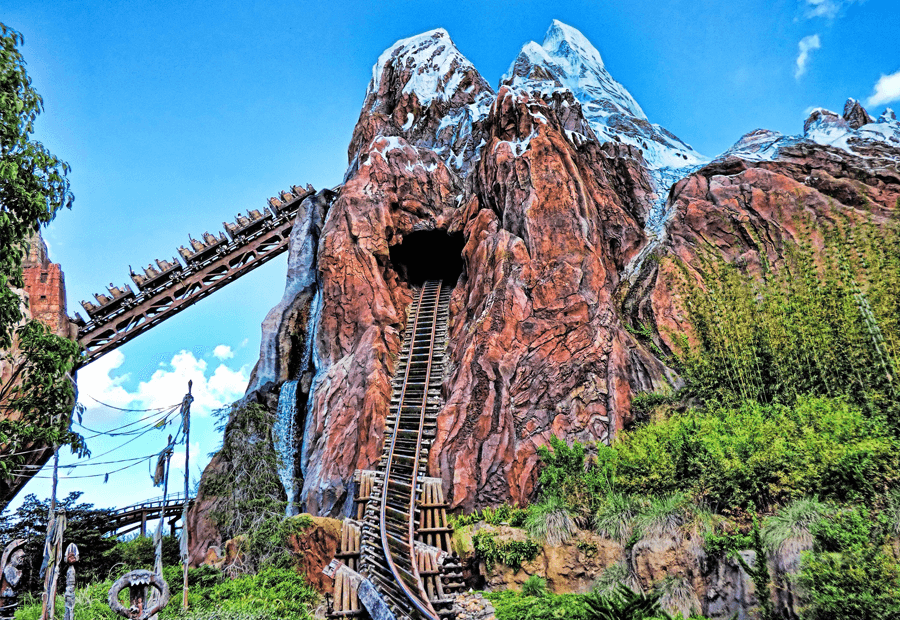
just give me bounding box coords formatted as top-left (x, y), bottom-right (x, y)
top-left (64, 543), bottom-right (79, 620)
top-left (108, 570), bottom-right (170, 620)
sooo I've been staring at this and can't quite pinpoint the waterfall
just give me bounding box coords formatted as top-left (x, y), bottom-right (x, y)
top-left (273, 379), bottom-right (299, 517)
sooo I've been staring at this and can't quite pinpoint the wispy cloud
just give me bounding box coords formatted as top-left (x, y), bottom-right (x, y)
top-left (866, 70), bottom-right (900, 108)
top-left (795, 34), bottom-right (821, 79)
top-left (801, 0), bottom-right (861, 20)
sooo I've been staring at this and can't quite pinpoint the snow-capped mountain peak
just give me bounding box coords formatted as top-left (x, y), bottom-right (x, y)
top-left (543, 19), bottom-right (607, 75)
top-left (368, 28), bottom-right (487, 109)
top-left (501, 20), bottom-right (705, 175)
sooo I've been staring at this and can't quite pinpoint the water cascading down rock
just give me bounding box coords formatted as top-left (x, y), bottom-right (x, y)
top-left (273, 380), bottom-right (300, 516)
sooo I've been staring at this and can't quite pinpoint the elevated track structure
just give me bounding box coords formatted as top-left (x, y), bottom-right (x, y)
top-left (72, 184), bottom-right (336, 367)
top-left (104, 493), bottom-right (192, 537)
top-left (328, 281), bottom-right (462, 620)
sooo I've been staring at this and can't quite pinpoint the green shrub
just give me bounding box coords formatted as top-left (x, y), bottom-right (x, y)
top-left (798, 506), bottom-right (900, 619)
top-left (449, 504), bottom-right (528, 528)
top-left (594, 561), bottom-right (630, 595)
top-left (524, 497), bottom-right (576, 546)
top-left (582, 584), bottom-right (675, 620)
top-left (522, 574), bottom-right (548, 597)
top-left (472, 531), bottom-right (540, 571)
top-left (536, 435), bottom-right (612, 520)
top-left (594, 493), bottom-right (643, 544)
top-left (761, 497), bottom-right (828, 554)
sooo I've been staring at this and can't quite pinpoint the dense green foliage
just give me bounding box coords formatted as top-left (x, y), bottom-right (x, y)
top-left (14, 565), bottom-right (318, 619)
top-left (200, 403), bottom-right (303, 573)
top-left (675, 219), bottom-right (900, 426)
top-left (798, 507), bottom-right (900, 619)
top-left (472, 531), bottom-right (541, 571)
top-left (0, 492), bottom-right (116, 594)
top-left (612, 397), bottom-right (897, 510)
top-left (101, 533), bottom-right (181, 575)
top-left (448, 503), bottom-right (527, 528)
top-left (486, 583), bottom-right (711, 620)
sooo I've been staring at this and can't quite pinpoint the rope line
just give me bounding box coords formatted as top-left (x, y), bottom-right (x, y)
top-left (11, 453), bottom-right (161, 471)
top-left (76, 404), bottom-right (180, 437)
top-left (83, 395), bottom-right (180, 413)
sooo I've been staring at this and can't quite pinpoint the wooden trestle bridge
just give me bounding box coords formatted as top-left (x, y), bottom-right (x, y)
top-left (72, 183), bottom-right (337, 367)
top-left (103, 493), bottom-right (193, 537)
top-left (328, 281), bottom-right (463, 620)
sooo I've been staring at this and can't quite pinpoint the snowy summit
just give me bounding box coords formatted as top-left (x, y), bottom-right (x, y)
top-left (503, 20), bottom-right (707, 172)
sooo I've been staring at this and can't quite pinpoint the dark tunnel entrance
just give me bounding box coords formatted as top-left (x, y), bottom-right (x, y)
top-left (389, 229), bottom-right (465, 287)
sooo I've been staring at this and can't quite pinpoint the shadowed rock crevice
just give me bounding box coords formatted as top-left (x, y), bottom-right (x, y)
top-left (389, 230), bottom-right (465, 286)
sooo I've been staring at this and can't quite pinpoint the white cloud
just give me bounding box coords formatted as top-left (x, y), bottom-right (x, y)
top-left (795, 34), bottom-right (821, 79)
top-left (801, 0), bottom-right (861, 19)
top-left (76, 349), bottom-right (250, 428)
top-left (212, 344), bottom-right (234, 360)
top-left (866, 69), bottom-right (900, 107)
top-left (76, 350), bottom-right (136, 421)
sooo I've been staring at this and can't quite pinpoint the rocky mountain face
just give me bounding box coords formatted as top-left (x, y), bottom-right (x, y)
top-left (190, 22), bottom-right (900, 608)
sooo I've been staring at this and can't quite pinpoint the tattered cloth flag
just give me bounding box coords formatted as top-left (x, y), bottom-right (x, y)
top-left (152, 436), bottom-right (175, 487)
top-left (39, 511), bottom-right (67, 579)
top-left (152, 453), bottom-right (166, 487)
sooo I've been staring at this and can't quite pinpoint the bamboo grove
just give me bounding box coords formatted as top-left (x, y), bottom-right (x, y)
top-left (673, 212), bottom-right (900, 431)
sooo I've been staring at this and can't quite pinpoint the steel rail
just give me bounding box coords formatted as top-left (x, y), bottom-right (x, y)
top-left (378, 280), bottom-right (442, 620)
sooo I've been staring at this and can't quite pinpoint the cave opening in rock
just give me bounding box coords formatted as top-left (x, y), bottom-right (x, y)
top-left (390, 229), bottom-right (465, 287)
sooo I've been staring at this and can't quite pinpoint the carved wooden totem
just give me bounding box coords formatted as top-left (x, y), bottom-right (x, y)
top-left (64, 543), bottom-right (79, 620)
top-left (0, 539), bottom-right (26, 620)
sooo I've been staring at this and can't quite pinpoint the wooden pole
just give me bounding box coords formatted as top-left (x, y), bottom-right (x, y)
top-left (150, 440), bottom-right (172, 620)
top-left (181, 381), bottom-right (193, 611)
top-left (40, 510), bottom-right (66, 620)
top-left (49, 446), bottom-right (59, 513)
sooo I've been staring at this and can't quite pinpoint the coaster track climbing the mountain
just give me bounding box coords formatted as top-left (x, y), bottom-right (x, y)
top-left (359, 280), bottom-right (453, 620)
top-left (72, 183), bottom-right (338, 368)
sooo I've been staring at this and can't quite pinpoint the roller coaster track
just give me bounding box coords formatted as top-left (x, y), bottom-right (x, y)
top-left (357, 280), bottom-right (455, 620)
top-left (72, 184), bottom-right (337, 368)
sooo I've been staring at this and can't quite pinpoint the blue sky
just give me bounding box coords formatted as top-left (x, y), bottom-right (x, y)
top-left (4, 0), bottom-right (899, 517)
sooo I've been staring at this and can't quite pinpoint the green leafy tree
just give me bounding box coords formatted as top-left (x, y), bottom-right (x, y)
top-left (0, 22), bottom-right (82, 508)
top-left (0, 23), bottom-right (73, 346)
